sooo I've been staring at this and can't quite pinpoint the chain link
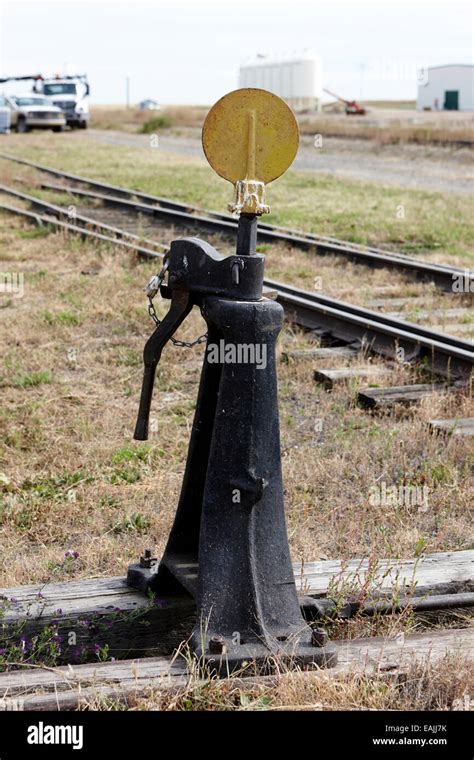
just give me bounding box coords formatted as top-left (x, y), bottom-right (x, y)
top-left (145, 260), bottom-right (208, 349)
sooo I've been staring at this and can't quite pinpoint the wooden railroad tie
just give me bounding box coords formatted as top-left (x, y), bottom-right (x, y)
top-left (429, 418), bottom-right (474, 437)
top-left (282, 346), bottom-right (359, 362)
top-left (0, 627), bottom-right (472, 711)
top-left (1, 550), bottom-right (472, 663)
top-left (1, 549), bottom-right (472, 710)
top-left (357, 383), bottom-right (457, 410)
top-left (314, 366), bottom-right (390, 390)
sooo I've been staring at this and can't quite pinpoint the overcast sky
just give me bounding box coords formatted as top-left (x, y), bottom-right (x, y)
top-left (0, 0), bottom-right (472, 104)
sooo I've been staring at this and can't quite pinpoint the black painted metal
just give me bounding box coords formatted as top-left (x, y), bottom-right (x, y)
top-left (129, 232), bottom-right (337, 672)
top-left (236, 213), bottom-right (258, 256)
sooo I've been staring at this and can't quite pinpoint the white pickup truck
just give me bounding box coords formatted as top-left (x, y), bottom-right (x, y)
top-left (0, 94), bottom-right (66, 133)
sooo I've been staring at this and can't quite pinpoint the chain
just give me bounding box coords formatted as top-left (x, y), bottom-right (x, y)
top-left (145, 259), bottom-right (208, 348)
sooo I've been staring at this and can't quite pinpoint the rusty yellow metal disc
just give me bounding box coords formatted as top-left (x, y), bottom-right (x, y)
top-left (202, 88), bottom-right (299, 184)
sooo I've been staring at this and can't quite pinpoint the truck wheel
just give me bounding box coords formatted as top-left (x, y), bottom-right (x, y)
top-left (52, 126), bottom-right (64, 133)
top-left (16, 118), bottom-right (28, 133)
top-left (79, 121), bottom-right (88, 129)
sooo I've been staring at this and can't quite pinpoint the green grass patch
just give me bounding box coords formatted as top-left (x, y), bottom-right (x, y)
top-left (17, 225), bottom-right (52, 239)
top-left (42, 310), bottom-right (81, 326)
top-left (111, 443), bottom-right (152, 464)
top-left (12, 370), bottom-right (52, 388)
top-left (116, 348), bottom-right (142, 367)
top-left (19, 471), bottom-right (93, 500)
top-left (140, 115), bottom-right (172, 132)
top-left (112, 512), bottom-right (150, 533)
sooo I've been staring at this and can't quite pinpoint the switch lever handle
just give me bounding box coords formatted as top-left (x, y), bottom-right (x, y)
top-left (134, 290), bottom-right (192, 440)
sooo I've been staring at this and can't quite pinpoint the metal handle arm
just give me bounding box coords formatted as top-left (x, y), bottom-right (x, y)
top-left (134, 290), bottom-right (192, 440)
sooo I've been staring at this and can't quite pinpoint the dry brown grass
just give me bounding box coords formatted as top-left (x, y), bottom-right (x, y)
top-left (90, 105), bottom-right (208, 132)
top-left (1, 213), bottom-right (472, 591)
top-left (298, 115), bottom-right (474, 146)
top-left (90, 104), bottom-right (474, 146)
top-left (78, 653), bottom-right (474, 711)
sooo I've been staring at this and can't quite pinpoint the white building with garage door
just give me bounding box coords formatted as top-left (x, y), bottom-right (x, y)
top-left (417, 64), bottom-right (474, 111)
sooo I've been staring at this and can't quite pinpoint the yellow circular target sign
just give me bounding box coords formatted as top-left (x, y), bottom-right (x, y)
top-left (202, 88), bottom-right (299, 186)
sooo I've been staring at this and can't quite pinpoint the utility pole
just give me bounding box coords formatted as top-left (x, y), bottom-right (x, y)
top-left (126, 76), bottom-right (130, 109)
top-left (359, 61), bottom-right (365, 102)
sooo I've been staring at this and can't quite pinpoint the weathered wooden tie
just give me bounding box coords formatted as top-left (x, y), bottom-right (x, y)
top-left (429, 418), bottom-right (474, 437)
top-left (282, 346), bottom-right (358, 361)
top-left (0, 627), bottom-right (471, 711)
top-left (1, 551), bottom-right (472, 664)
top-left (357, 383), bottom-right (452, 410)
top-left (314, 366), bottom-right (390, 389)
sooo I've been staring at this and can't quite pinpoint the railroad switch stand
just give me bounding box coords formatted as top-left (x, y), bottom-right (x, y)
top-left (128, 89), bottom-right (337, 672)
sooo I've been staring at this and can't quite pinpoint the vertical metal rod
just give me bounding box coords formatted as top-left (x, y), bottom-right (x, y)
top-left (236, 213), bottom-right (257, 257)
top-left (246, 110), bottom-right (256, 179)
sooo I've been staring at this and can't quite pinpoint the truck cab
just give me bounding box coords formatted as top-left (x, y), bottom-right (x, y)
top-left (39, 78), bottom-right (89, 129)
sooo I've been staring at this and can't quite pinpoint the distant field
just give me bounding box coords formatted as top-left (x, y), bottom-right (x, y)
top-left (90, 104), bottom-right (208, 132)
top-left (90, 103), bottom-right (474, 146)
top-left (361, 100), bottom-right (416, 109)
top-left (299, 108), bottom-right (474, 146)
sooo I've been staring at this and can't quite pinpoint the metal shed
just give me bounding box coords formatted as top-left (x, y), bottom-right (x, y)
top-left (417, 64), bottom-right (474, 111)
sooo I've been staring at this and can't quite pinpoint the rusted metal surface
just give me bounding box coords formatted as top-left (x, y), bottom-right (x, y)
top-left (202, 88), bottom-right (299, 214)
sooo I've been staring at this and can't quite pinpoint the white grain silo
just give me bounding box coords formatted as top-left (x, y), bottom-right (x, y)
top-left (417, 65), bottom-right (474, 111)
top-left (239, 54), bottom-right (322, 111)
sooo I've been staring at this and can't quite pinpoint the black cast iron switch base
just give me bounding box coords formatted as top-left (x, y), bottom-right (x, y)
top-left (127, 233), bottom-right (338, 672)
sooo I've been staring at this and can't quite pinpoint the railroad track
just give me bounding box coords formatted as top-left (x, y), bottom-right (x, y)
top-left (1, 549), bottom-right (473, 709)
top-left (1, 151), bottom-right (472, 291)
top-left (0, 182), bottom-right (472, 380)
top-left (0, 158), bottom-right (472, 705)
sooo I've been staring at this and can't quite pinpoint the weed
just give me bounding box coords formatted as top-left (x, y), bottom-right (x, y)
top-left (12, 371), bottom-right (52, 387)
top-left (42, 310), bottom-right (81, 326)
top-left (112, 512), bottom-right (150, 533)
top-left (18, 225), bottom-right (52, 239)
top-left (140, 116), bottom-right (172, 132)
top-left (111, 444), bottom-right (151, 464)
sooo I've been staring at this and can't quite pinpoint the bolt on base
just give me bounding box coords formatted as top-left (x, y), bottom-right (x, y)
top-left (189, 629), bottom-right (338, 676)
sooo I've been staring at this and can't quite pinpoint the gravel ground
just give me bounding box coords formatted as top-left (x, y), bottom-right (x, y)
top-left (85, 128), bottom-right (473, 195)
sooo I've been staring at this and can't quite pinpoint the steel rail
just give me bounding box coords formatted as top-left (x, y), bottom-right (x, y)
top-left (0, 154), bottom-right (459, 261)
top-left (302, 592), bottom-right (474, 620)
top-left (38, 181), bottom-right (473, 291)
top-left (268, 283), bottom-right (473, 377)
top-left (0, 193), bottom-right (472, 378)
top-left (0, 184), bottom-right (166, 253)
top-left (266, 279), bottom-right (472, 352)
top-left (1, 152), bottom-right (471, 290)
top-left (0, 201), bottom-right (163, 259)
top-left (0, 183), bottom-right (470, 350)
top-left (2, 152), bottom-right (374, 243)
